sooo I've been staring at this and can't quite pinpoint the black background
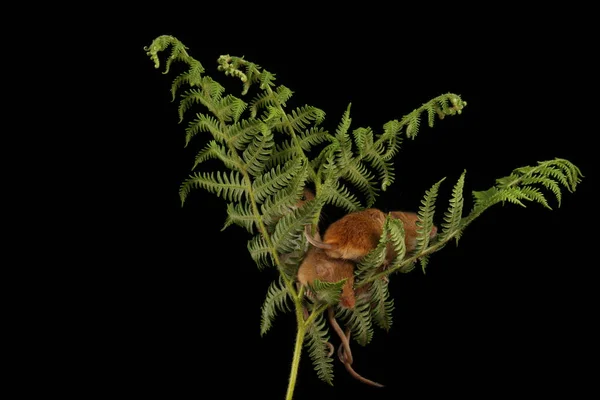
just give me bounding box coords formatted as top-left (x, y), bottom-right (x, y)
top-left (103, 7), bottom-right (596, 399)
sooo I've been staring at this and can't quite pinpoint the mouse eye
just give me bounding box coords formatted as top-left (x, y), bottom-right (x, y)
top-left (300, 195), bottom-right (306, 201)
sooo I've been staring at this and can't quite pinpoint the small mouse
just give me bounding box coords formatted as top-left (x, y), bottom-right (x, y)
top-left (305, 208), bottom-right (437, 262)
top-left (297, 231), bottom-right (356, 309)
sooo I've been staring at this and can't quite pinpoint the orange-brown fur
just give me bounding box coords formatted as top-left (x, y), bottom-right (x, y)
top-left (389, 211), bottom-right (438, 253)
top-left (297, 233), bottom-right (356, 309)
top-left (306, 208), bottom-right (438, 262)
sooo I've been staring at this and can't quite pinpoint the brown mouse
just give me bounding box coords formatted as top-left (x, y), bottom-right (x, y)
top-left (305, 208), bottom-right (437, 262)
top-left (297, 231), bottom-right (356, 309)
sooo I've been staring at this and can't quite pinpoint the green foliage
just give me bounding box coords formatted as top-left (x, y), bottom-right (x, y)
top-left (337, 299), bottom-right (374, 347)
top-left (370, 279), bottom-right (395, 332)
top-left (260, 276), bottom-right (291, 336)
top-left (310, 279), bottom-right (347, 306)
top-left (145, 35), bottom-right (582, 397)
top-left (304, 312), bottom-right (334, 385)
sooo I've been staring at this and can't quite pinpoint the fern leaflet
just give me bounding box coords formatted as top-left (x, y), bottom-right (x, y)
top-left (260, 276), bottom-right (292, 336)
top-left (440, 170), bottom-right (466, 244)
top-left (304, 312), bottom-right (334, 385)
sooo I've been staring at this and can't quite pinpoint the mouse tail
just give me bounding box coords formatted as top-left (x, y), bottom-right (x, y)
top-left (304, 225), bottom-right (333, 249)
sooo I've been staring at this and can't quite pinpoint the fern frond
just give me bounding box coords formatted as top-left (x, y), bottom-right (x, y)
top-left (272, 105), bottom-right (326, 134)
top-left (214, 95), bottom-right (247, 123)
top-left (267, 128), bottom-right (331, 172)
top-left (405, 114), bottom-right (421, 139)
top-left (258, 70), bottom-right (276, 89)
top-left (260, 167), bottom-right (311, 228)
top-left (250, 86), bottom-right (293, 118)
top-left (228, 119), bottom-right (265, 151)
top-left (321, 181), bottom-right (363, 213)
top-left (418, 254), bottom-right (430, 275)
top-left (271, 198), bottom-right (321, 254)
top-left (352, 127), bottom-right (373, 157)
top-left (222, 202), bottom-right (258, 233)
top-left (363, 149), bottom-right (395, 191)
top-left (179, 170), bottom-right (246, 206)
top-left (310, 279), bottom-right (347, 306)
top-left (304, 312), bottom-right (334, 385)
top-left (185, 114), bottom-right (227, 146)
top-left (517, 176), bottom-right (563, 207)
top-left (298, 127), bottom-right (333, 151)
top-left (378, 93), bottom-right (466, 142)
top-left (337, 300), bottom-right (373, 347)
top-left (247, 235), bottom-right (273, 270)
top-left (251, 158), bottom-right (304, 204)
top-left (440, 170), bottom-right (466, 244)
top-left (355, 219), bottom-right (390, 282)
top-left (469, 158), bottom-right (582, 225)
top-left (192, 140), bottom-right (239, 171)
top-left (242, 125), bottom-right (274, 177)
top-left (386, 217), bottom-right (408, 271)
top-left (333, 109), bottom-right (354, 170)
top-left (370, 279), bottom-right (394, 332)
top-left (342, 161), bottom-right (378, 208)
top-left (170, 58), bottom-right (204, 99)
top-left (178, 88), bottom-right (217, 122)
top-left (260, 276), bottom-right (292, 336)
top-left (378, 120), bottom-right (402, 142)
top-left (416, 178), bottom-right (446, 252)
top-left (144, 35), bottom-right (194, 75)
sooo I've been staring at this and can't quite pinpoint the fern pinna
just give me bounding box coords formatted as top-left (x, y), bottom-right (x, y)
top-left (145, 35), bottom-right (582, 399)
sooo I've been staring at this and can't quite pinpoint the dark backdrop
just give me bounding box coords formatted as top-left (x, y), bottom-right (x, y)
top-left (108, 9), bottom-right (595, 400)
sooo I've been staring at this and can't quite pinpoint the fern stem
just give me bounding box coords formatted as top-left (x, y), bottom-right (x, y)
top-left (285, 318), bottom-right (306, 400)
top-left (357, 237), bottom-right (448, 286)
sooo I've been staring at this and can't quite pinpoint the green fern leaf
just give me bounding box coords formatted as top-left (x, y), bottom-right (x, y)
top-left (228, 119), bottom-right (265, 151)
top-left (378, 120), bottom-right (402, 142)
top-left (271, 105), bottom-right (325, 133)
top-left (342, 161), bottom-right (378, 208)
top-left (250, 85), bottom-right (293, 118)
top-left (370, 279), bottom-right (394, 332)
top-left (518, 176), bottom-right (563, 207)
top-left (364, 149), bottom-right (395, 191)
top-left (386, 217), bottom-right (408, 271)
top-left (298, 127), bottom-right (333, 151)
top-left (214, 95), bottom-right (247, 123)
top-left (222, 202), bottom-right (257, 233)
top-left (178, 88), bottom-right (214, 122)
top-left (356, 219), bottom-right (390, 282)
top-left (321, 181), bottom-right (363, 213)
top-left (144, 35), bottom-right (193, 75)
top-left (248, 235), bottom-right (273, 270)
top-left (179, 170), bottom-right (246, 205)
top-left (271, 197), bottom-right (321, 254)
top-left (251, 158), bottom-right (304, 204)
top-left (260, 169), bottom-right (311, 229)
top-left (192, 140), bottom-right (239, 171)
top-left (170, 59), bottom-right (204, 99)
top-left (405, 114), bottom-right (421, 139)
top-left (242, 125), bottom-right (274, 177)
top-left (310, 279), bottom-right (347, 306)
top-left (260, 276), bottom-right (292, 336)
top-left (418, 254), bottom-right (430, 274)
top-left (337, 300), bottom-right (374, 347)
top-left (470, 159), bottom-right (582, 223)
top-left (440, 170), bottom-right (466, 244)
top-left (416, 178), bottom-right (446, 251)
top-left (185, 114), bottom-right (227, 146)
top-left (304, 312), bottom-right (334, 385)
